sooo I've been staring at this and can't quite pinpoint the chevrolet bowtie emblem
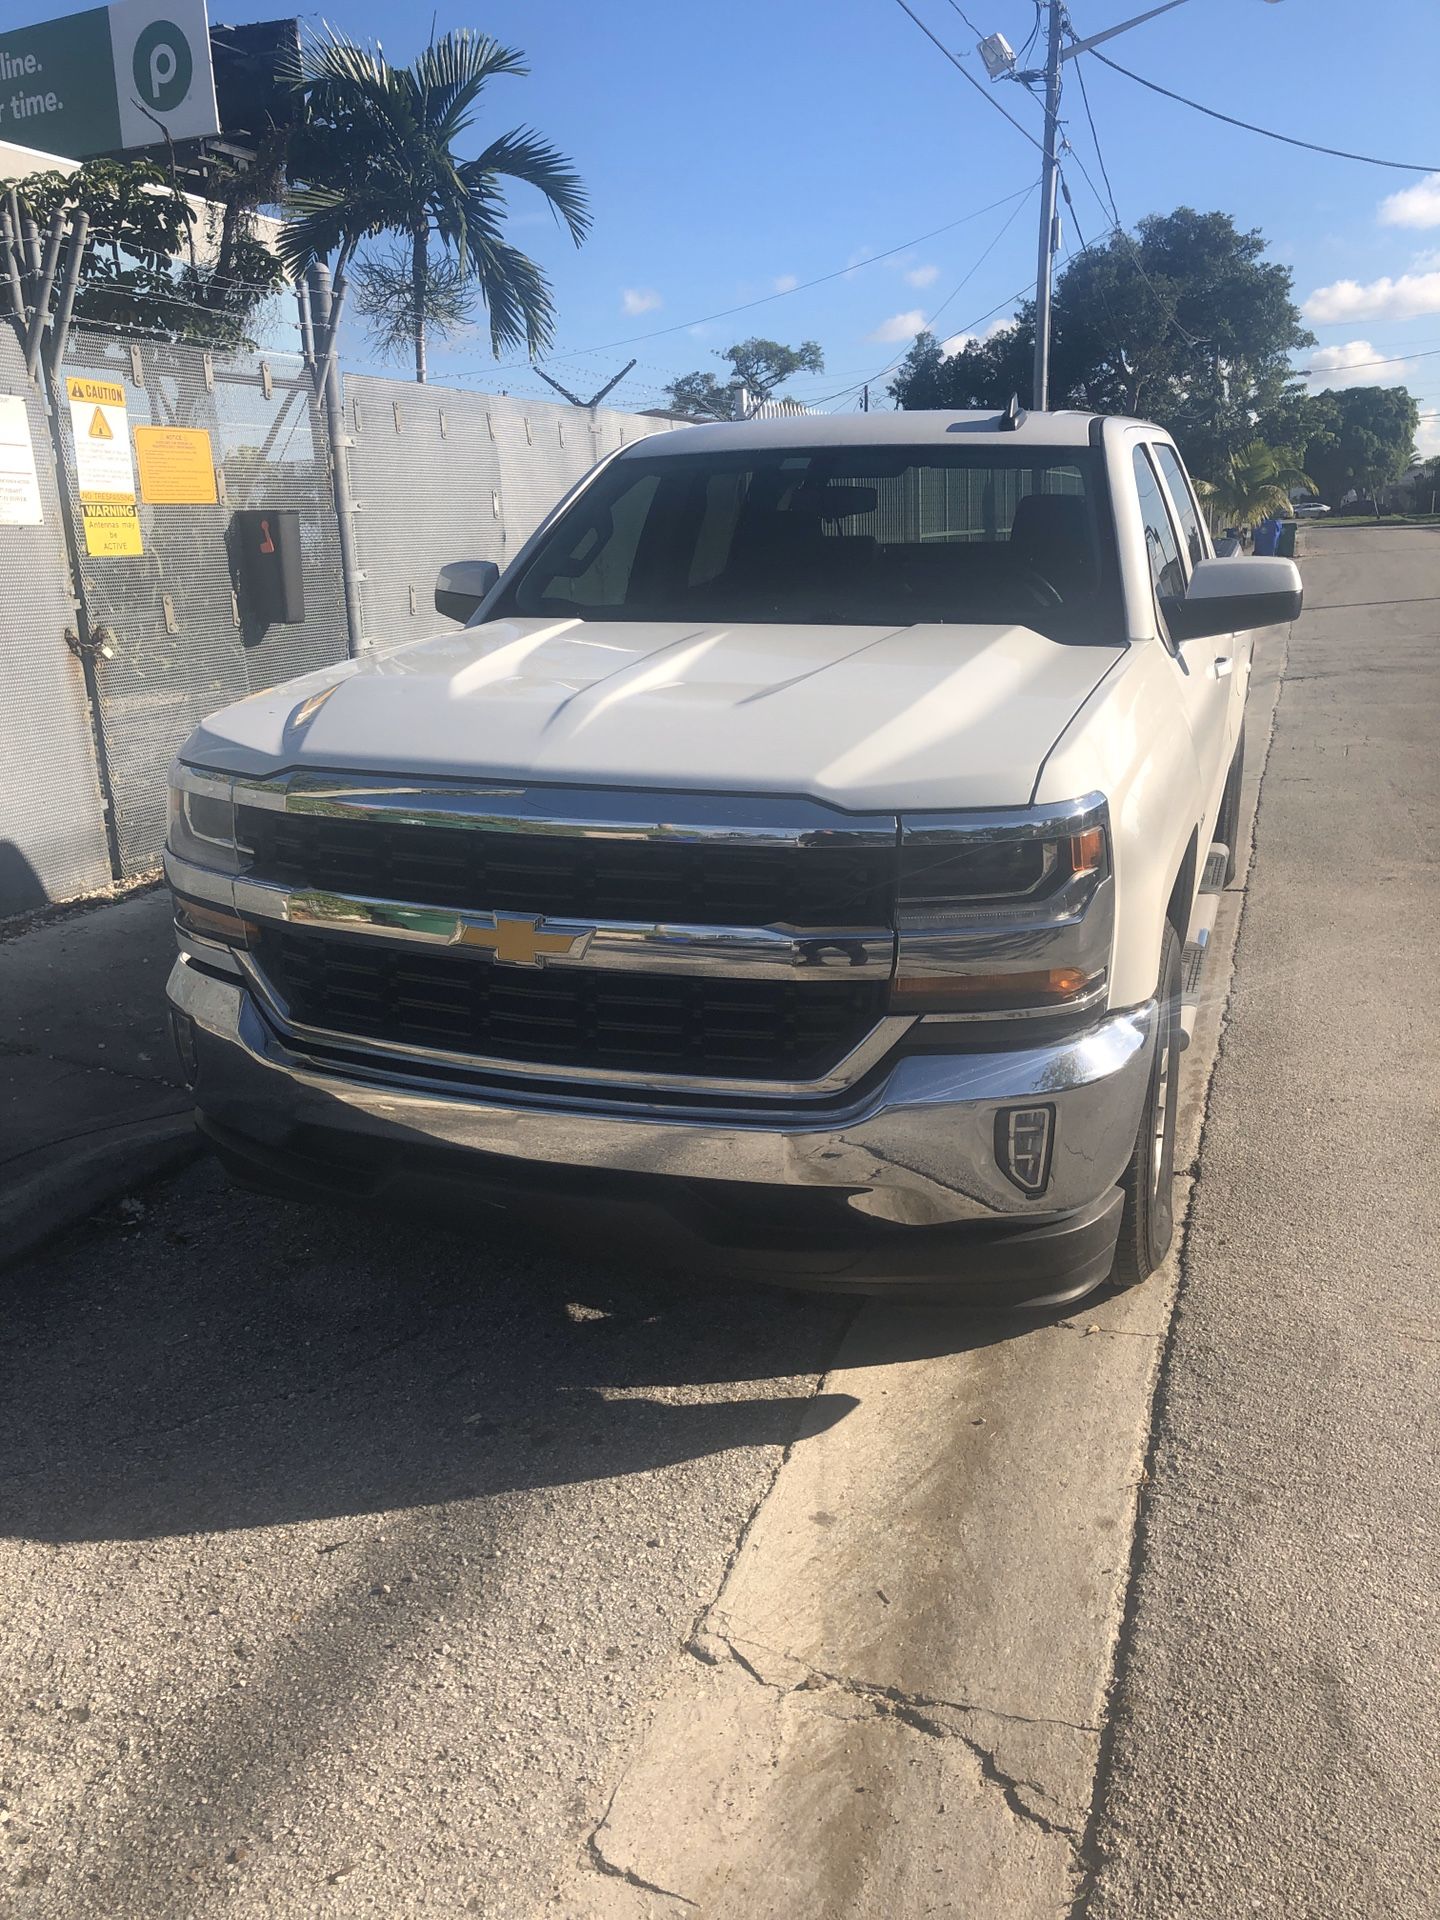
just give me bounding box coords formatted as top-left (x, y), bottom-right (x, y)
top-left (454, 911), bottom-right (594, 969)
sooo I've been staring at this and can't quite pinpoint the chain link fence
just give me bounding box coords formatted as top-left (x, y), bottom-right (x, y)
top-left (53, 329), bottom-right (350, 878)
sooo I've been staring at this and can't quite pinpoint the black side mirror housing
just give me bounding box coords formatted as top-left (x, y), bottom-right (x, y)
top-left (435, 559), bottom-right (500, 623)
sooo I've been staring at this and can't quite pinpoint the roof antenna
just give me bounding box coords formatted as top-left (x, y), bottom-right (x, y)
top-left (999, 393), bottom-right (1026, 432)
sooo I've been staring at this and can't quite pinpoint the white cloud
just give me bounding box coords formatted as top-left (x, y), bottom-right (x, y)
top-left (1303, 339), bottom-right (1412, 390)
top-left (621, 287), bottom-right (662, 316)
top-left (904, 263), bottom-right (940, 288)
top-left (939, 315), bottom-right (1011, 357)
top-left (868, 309), bottom-right (928, 343)
top-left (772, 273), bottom-right (799, 293)
top-left (1378, 173), bottom-right (1440, 229)
top-left (843, 246), bottom-right (874, 282)
top-left (1303, 271), bottom-right (1440, 324)
top-left (1416, 415), bottom-right (1440, 458)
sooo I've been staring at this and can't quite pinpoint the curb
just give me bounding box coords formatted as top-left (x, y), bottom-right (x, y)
top-left (1, 1112), bottom-right (203, 1272)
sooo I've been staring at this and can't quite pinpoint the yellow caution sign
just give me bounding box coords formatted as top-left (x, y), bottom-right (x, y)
top-left (88, 406), bottom-right (115, 440)
top-left (65, 374), bottom-right (141, 556)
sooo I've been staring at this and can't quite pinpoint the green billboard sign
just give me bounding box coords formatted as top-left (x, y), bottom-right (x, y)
top-left (0, 0), bottom-right (219, 162)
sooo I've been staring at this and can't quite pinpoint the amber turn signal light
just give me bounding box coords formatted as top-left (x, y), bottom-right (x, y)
top-left (891, 966), bottom-right (1097, 1008)
top-left (178, 900), bottom-right (257, 946)
top-left (1069, 826), bottom-right (1105, 876)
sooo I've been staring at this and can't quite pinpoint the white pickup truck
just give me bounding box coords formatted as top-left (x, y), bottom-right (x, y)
top-left (164, 409), bottom-right (1301, 1304)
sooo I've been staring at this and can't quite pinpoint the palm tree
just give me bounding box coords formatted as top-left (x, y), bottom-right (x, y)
top-left (1198, 441), bottom-right (1315, 530)
top-left (280, 29), bottom-right (589, 383)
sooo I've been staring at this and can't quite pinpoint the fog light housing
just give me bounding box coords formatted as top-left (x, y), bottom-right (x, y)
top-left (996, 1104), bottom-right (1054, 1197)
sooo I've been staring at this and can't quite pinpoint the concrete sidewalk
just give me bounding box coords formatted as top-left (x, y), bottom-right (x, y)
top-left (0, 889), bottom-right (198, 1267)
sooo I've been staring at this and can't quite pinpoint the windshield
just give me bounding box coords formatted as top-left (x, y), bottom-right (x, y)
top-left (498, 444), bottom-right (1119, 640)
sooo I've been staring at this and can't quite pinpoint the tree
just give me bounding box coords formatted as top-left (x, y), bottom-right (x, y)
top-left (1196, 441), bottom-right (1314, 528)
top-left (351, 243), bottom-right (477, 364)
top-left (1276, 385), bottom-right (1419, 510)
top-left (890, 208), bottom-right (1312, 476)
top-left (7, 159), bottom-right (285, 349)
top-left (280, 28), bottom-right (589, 382)
top-left (666, 336), bottom-right (824, 418)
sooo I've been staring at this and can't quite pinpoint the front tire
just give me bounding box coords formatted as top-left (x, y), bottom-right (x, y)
top-left (1110, 922), bottom-right (1183, 1289)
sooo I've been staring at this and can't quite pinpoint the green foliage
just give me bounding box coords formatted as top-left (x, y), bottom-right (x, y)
top-left (1195, 441), bottom-right (1314, 528)
top-left (280, 27), bottom-right (589, 380)
top-left (665, 336), bottom-right (825, 418)
top-left (889, 208), bottom-right (1312, 474)
top-left (1261, 385), bottom-right (1420, 506)
top-left (8, 159), bottom-right (285, 350)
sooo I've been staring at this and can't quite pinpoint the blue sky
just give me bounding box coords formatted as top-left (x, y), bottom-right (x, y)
top-left (13, 0), bottom-right (1440, 447)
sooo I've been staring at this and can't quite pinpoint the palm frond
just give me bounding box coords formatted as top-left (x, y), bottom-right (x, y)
top-left (461, 128), bottom-right (590, 243)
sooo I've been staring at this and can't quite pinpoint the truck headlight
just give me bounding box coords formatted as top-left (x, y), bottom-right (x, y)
top-left (166, 766), bottom-right (250, 875)
top-left (891, 797), bottom-right (1113, 1017)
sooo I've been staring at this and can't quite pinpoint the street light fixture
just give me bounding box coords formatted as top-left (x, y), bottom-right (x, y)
top-left (975, 0), bottom-right (1283, 410)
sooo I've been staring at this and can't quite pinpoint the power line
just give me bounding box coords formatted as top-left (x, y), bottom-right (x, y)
top-left (1070, 39), bottom-right (1120, 229)
top-left (1089, 48), bottom-right (1440, 174)
top-left (889, 0), bottom-right (1045, 152)
top-left (1299, 344), bottom-right (1440, 376)
top-left (448, 184), bottom-right (1037, 378)
top-left (942, 0), bottom-right (987, 39)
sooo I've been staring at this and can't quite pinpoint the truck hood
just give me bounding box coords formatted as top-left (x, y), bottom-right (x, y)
top-left (185, 617), bottom-right (1122, 810)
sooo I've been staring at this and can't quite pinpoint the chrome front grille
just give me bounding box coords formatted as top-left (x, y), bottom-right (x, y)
top-left (256, 926), bottom-right (889, 1081)
top-left (237, 807), bottom-right (896, 930)
top-left (208, 776), bottom-right (904, 1091)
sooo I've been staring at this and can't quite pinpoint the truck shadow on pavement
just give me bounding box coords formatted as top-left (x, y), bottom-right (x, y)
top-left (0, 1160), bottom-right (1031, 1545)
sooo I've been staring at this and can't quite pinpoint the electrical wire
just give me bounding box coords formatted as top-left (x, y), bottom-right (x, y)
top-left (942, 0), bottom-right (986, 40)
top-left (1070, 39), bottom-right (1120, 229)
top-left (448, 184), bottom-right (1039, 378)
top-left (889, 0), bottom-right (1045, 152)
top-left (1089, 48), bottom-right (1440, 174)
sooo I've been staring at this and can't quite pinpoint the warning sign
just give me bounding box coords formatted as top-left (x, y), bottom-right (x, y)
top-left (66, 374), bottom-right (141, 556)
top-left (134, 425), bottom-right (218, 505)
top-left (81, 499), bottom-right (144, 557)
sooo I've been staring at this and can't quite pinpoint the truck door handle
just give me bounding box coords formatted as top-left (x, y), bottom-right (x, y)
top-left (1213, 655), bottom-right (1234, 678)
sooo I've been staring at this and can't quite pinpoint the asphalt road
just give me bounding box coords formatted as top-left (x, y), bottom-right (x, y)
top-left (1087, 526), bottom-right (1440, 1916)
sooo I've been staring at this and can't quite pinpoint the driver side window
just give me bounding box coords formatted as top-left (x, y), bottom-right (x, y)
top-left (1133, 447), bottom-right (1186, 627)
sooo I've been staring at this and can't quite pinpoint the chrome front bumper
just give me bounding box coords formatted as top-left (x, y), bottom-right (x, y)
top-left (168, 956), bottom-right (1156, 1231)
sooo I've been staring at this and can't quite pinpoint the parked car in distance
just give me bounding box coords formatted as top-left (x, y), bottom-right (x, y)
top-left (1292, 499), bottom-right (1331, 518)
top-left (164, 409), bottom-right (1302, 1305)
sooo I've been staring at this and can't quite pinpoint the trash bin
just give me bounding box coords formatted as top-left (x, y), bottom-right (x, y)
top-left (1277, 522), bottom-right (1300, 559)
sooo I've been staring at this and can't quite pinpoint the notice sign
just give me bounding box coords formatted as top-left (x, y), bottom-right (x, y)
top-left (0, 395), bottom-right (43, 526)
top-left (0, 0), bottom-right (219, 163)
top-left (67, 374), bottom-right (142, 556)
top-left (134, 424), bottom-right (217, 504)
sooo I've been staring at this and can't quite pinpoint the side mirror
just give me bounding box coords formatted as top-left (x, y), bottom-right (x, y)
top-left (1163, 555), bottom-right (1302, 642)
top-left (435, 559), bottom-right (500, 623)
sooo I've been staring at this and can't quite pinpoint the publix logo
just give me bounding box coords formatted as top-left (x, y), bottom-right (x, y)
top-left (132, 19), bottom-right (193, 112)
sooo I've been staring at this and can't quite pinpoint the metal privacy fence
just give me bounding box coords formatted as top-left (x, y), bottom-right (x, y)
top-left (343, 379), bottom-right (679, 642)
top-left (52, 329), bottom-right (350, 879)
top-left (0, 324), bottom-right (112, 913)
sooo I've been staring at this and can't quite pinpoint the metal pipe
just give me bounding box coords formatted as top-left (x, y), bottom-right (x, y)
top-left (23, 210), bottom-right (66, 378)
top-left (46, 212), bottom-right (89, 375)
top-left (313, 272), bottom-right (347, 394)
top-left (309, 262), bottom-right (365, 656)
top-left (295, 279), bottom-right (315, 367)
top-left (0, 212), bottom-right (24, 320)
top-left (20, 216), bottom-right (41, 303)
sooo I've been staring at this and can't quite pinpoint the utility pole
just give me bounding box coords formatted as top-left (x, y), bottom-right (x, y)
top-left (1030, 0), bottom-right (1066, 413)
top-left (861, 384), bottom-right (870, 413)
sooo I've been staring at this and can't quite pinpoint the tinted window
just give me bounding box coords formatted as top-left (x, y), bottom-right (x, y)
top-left (501, 446), bottom-right (1121, 641)
top-left (1153, 443), bottom-right (1206, 567)
top-left (1133, 447), bottom-right (1186, 609)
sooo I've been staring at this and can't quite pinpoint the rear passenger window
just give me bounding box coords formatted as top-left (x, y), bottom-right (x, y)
top-left (1133, 448), bottom-right (1186, 611)
top-left (1154, 444), bottom-right (1206, 568)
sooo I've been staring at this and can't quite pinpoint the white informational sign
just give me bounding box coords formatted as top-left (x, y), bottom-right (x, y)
top-left (0, 395), bottom-right (44, 526)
